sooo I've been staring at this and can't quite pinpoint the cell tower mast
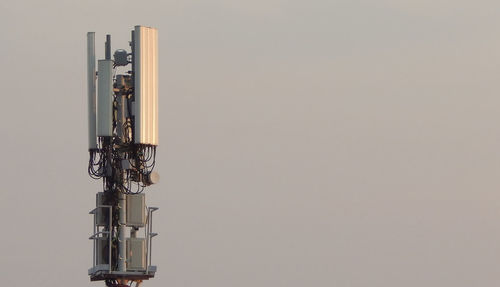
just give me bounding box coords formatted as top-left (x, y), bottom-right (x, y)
top-left (86, 26), bottom-right (159, 287)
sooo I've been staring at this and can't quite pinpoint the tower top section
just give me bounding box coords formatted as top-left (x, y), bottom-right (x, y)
top-left (87, 25), bottom-right (159, 150)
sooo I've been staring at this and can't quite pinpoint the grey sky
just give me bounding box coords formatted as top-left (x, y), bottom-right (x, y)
top-left (1, 0), bottom-right (500, 286)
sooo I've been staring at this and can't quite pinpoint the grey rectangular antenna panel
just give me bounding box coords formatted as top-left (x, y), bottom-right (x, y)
top-left (97, 60), bottom-right (113, 137)
top-left (126, 193), bottom-right (146, 227)
top-left (134, 25), bottom-right (158, 145)
top-left (87, 32), bottom-right (97, 149)
top-left (126, 238), bottom-right (146, 270)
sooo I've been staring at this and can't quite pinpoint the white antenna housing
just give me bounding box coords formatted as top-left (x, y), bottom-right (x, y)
top-left (97, 60), bottom-right (113, 137)
top-left (87, 32), bottom-right (97, 149)
top-left (134, 25), bottom-right (158, 145)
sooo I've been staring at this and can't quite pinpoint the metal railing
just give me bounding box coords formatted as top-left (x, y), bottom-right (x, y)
top-left (89, 205), bottom-right (158, 275)
top-left (146, 207), bottom-right (159, 273)
top-left (89, 205), bottom-right (113, 272)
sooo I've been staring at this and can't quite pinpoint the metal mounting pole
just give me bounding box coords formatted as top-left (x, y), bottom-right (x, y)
top-left (105, 35), bottom-right (111, 60)
top-left (117, 89), bottom-right (128, 272)
top-left (118, 192), bottom-right (127, 271)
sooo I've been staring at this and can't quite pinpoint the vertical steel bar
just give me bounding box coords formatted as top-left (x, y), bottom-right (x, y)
top-left (109, 206), bottom-right (112, 272)
top-left (145, 209), bottom-right (150, 272)
top-left (118, 192), bottom-right (127, 271)
top-left (93, 208), bottom-right (96, 267)
top-left (149, 210), bottom-right (153, 267)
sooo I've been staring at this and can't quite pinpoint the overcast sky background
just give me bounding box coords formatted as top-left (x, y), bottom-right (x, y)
top-left (1, 0), bottom-right (500, 286)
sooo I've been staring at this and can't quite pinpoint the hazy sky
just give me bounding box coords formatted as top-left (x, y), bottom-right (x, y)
top-left (1, 0), bottom-right (500, 286)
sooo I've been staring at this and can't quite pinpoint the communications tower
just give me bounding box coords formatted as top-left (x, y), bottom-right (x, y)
top-left (86, 26), bottom-right (159, 287)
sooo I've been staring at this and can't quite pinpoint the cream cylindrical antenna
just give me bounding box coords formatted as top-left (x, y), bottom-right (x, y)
top-left (134, 26), bottom-right (159, 146)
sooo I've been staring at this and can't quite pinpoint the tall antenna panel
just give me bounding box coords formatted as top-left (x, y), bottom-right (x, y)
top-left (97, 59), bottom-right (113, 137)
top-left (87, 32), bottom-right (97, 149)
top-left (134, 25), bottom-right (158, 145)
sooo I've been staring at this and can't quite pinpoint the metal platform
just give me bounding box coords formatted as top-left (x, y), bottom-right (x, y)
top-left (89, 206), bottom-right (159, 282)
top-left (89, 265), bottom-right (157, 281)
